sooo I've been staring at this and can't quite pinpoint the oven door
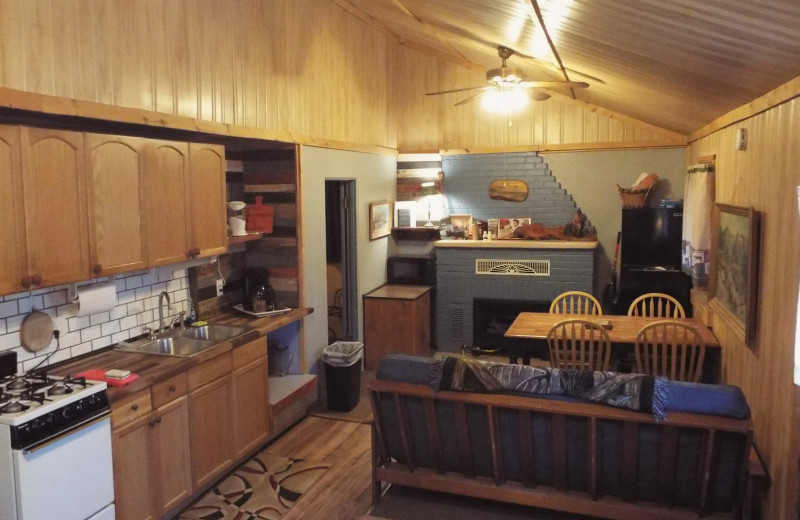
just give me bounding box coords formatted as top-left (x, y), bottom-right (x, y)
top-left (12, 415), bottom-right (114, 520)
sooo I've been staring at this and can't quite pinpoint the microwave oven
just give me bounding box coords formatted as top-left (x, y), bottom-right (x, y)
top-left (387, 256), bottom-right (436, 285)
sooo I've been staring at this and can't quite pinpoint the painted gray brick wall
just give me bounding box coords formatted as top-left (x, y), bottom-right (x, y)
top-left (442, 152), bottom-right (587, 228)
top-left (435, 246), bottom-right (595, 351)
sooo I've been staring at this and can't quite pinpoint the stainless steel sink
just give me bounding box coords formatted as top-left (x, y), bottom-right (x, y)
top-left (178, 324), bottom-right (247, 342)
top-left (118, 336), bottom-right (216, 357)
top-left (117, 324), bottom-right (247, 357)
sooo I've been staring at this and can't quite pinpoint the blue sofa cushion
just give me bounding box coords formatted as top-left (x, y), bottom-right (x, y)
top-left (376, 354), bottom-right (750, 419)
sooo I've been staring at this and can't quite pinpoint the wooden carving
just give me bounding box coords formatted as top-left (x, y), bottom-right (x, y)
top-left (489, 180), bottom-right (528, 202)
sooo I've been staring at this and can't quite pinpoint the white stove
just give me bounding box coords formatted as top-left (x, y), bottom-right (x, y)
top-left (0, 352), bottom-right (115, 520)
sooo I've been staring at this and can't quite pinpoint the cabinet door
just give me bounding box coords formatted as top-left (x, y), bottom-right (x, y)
top-left (189, 375), bottom-right (233, 489)
top-left (85, 134), bottom-right (149, 276)
top-left (20, 127), bottom-right (90, 287)
top-left (144, 140), bottom-right (191, 266)
top-left (152, 396), bottom-right (192, 516)
top-left (0, 125), bottom-right (27, 294)
top-left (112, 414), bottom-right (157, 520)
top-left (188, 143), bottom-right (227, 258)
top-left (232, 357), bottom-right (269, 458)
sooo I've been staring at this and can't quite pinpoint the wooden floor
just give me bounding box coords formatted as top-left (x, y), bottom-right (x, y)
top-left (265, 416), bottom-right (374, 520)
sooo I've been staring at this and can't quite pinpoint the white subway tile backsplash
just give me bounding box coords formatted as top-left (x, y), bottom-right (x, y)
top-left (43, 290), bottom-right (68, 308)
top-left (0, 301), bottom-right (18, 319)
top-left (81, 326), bottom-right (102, 343)
top-left (90, 312), bottom-right (111, 326)
top-left (0, 271), bottom-right (191, 371)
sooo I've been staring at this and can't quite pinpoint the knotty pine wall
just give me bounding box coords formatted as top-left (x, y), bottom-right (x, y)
top-left (0, 0), bottom-right (396, 150)
top-left (0, 1), bottom-right (686, 154)
top-left (688, 97), bottom-right (800, 519)
top-left (392, 45), bottom-right (687, 152)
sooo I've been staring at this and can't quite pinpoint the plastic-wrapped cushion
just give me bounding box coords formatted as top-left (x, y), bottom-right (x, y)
top-left (375, 354), bottom-right (751, 419)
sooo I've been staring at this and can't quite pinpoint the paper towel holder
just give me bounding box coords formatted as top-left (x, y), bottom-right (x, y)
top-left (67, 277), bottom-right (116, 302)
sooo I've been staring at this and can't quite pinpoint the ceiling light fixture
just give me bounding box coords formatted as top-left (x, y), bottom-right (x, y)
top-left (481, 86), bottom-right (529, 113)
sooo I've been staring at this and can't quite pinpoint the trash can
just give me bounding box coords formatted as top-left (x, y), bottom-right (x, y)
top-left (323, 341), bottom-right (364, 412)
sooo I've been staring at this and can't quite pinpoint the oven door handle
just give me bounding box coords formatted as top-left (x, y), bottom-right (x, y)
top-left (22, 409), bottom-right (111, 454)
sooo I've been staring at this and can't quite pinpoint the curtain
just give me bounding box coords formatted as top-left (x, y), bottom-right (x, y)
top-left (681, 163), bottom-right (715, 289)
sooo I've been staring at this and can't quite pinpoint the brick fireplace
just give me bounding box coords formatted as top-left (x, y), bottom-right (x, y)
top-left (435, 242), bottom-right (596, 352)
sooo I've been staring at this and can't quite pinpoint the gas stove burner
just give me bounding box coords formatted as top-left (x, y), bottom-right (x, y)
top-left (6, 378), bottom-right (31, 392)
top-left (1, 400), bottom-right (28, 414)
top-left (48, 382), bottom-right (72, 396)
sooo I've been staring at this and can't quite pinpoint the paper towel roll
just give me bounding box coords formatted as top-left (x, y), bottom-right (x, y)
top-left (76, 283), bottom-right (118, 317)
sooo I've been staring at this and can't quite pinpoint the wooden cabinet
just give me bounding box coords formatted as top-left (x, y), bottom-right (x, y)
top-left (145, 140), bottom-right (191, 267)
top-left (232, 338), bottom-right (270, 458)
top-left (111, 384), bottom-right (192, 520)
top-left (188, 353), bottom-right (234, 489)
top-left (0, 125), bottom-right (27, 295)
top-left (19, 126), bottom-right (90, 289)
top-left (363, 284), bottom-right (433, 370)
top-left (85, 134), bottom-right (149, 276)
top-left (188, 143), bottom-right (227, 258)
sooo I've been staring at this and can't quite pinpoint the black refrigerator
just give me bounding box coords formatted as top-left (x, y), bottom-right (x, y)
top-left (613, 206), bottom-right (692, 315)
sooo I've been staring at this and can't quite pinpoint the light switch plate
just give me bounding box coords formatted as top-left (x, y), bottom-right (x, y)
top-left (215, 279), bottom-right (224, 296)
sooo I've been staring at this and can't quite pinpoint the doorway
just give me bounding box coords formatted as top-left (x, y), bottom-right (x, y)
top-left (325, 180), bottom-right (357, 342)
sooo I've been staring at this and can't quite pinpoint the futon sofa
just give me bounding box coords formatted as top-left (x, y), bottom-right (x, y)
top-left (368, 354), bottom-right (762, 520)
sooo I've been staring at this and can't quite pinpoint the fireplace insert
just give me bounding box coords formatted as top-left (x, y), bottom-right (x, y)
top-left (472, 298), bottom-right (550, 362)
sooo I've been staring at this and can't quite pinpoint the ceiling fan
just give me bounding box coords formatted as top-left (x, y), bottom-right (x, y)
top-left (426, 46), bottom-right (589, 106)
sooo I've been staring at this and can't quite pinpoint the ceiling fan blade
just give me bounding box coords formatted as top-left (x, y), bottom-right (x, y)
top-left (521, 80), bottom-right (589, 89)
top-left (426, 86), bottom-right (491, 96)
top-left (453, 91), bottom-right (488, 106)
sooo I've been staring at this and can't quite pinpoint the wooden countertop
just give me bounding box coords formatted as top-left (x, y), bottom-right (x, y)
top-left (435, 239), bottom-right (598, 249)
top-left (364, 284), bottom-right (433, 300)
top-left (50, 306), bottom-right (313, 403)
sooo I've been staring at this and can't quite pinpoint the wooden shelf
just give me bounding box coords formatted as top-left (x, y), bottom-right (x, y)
top-left (391, 227), bottom-right (440, 241)
top-left (227, 232), bottom-right (263, 245)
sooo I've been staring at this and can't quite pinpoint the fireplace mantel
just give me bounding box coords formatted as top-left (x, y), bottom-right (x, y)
top-left (435, 239), bottom-right (598, 250)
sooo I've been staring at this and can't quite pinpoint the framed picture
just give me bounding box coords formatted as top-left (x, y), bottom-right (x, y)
top-left (497, 217), bottom-right (531, 239)
top-left (369, 200), bottom-right (393, 240)
top-left (446, 213), bottom-right (472, 239)
top-left (708, 203), bottom-right (760, 344)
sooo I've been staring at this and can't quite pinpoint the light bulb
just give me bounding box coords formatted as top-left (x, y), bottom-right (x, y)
top-left (481, 87), bottom-right (529, 113)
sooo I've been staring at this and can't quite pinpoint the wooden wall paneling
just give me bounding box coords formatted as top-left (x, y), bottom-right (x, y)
top-left (688, 96), bottom-right (800, 519)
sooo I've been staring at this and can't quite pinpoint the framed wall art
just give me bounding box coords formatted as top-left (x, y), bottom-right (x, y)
top-left (369, 200), bottom-right (393, 240)
top-left (708, 203), bottom-right (760, 344)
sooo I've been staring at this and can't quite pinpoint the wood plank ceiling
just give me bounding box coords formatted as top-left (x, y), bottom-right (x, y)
top-left (341, 0), bottom-right (800, 135)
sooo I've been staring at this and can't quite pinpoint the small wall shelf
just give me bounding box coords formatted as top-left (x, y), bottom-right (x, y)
top-left (391, 227), bottom-right (440, 241)
top-left (227, 233), bottom-right (263, 246)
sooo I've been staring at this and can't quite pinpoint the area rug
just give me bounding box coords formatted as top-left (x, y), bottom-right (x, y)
top-left (177, 451), bottom-right (331, 520)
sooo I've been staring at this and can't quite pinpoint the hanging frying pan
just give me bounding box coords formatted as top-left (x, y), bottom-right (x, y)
top-left (20, 310), bottom-right (54, 353)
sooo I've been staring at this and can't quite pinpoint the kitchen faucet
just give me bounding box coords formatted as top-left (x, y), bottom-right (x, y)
top-left (158, 291), bottom-right (172, 334)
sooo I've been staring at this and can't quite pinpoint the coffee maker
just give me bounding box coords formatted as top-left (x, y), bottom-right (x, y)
top-left (242, 267), bottom-right (269, 311)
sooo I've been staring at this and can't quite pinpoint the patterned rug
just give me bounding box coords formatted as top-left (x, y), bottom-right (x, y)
top-left (177, 451), bottom-right (331, 520)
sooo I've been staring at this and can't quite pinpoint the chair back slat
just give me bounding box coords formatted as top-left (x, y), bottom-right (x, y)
top-left (635, 320), bottom-right (706, 382)
top-left (550, 291), bottom-right (603, 315)
top-left (547, 319), bottom-right (611, 371)
top-left (628, 292), bottom-right (686, 318)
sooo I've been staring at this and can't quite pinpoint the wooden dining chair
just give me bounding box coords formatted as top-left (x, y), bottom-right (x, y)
top-left (634, 320), bottom-right (706, 382)
top-left (627, 292), bottom-right (685, 318)
top-left (547, 319), bottom-right (612, 371)
top-left (549, 291), bottom-right (603, 315)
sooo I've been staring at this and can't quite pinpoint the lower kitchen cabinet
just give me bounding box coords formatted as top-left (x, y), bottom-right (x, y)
top-left (188, 354), bottom-right (234, 490)
top-left (112, 392), bottom-right (191, 520)
top-left (232, 356), bottom-right (269, 457)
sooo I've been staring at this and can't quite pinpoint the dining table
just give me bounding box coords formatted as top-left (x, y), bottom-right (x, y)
top-left (504, 312), bottom-right (722, 382)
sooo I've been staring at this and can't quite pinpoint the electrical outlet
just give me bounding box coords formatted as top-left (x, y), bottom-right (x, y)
top-left (215, 279), bottom-right (224, 296)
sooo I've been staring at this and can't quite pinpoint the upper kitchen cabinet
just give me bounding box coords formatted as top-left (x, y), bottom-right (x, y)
top-left (19, 127), bottom-right (90, 289)
top-left (144, 140), bottom-right (192, 267)
top-left (0, 125), bottom-right (27, 295)
top-left (188, 143), bottom-right (227, 258)
top-left (85, 134), bottom-right (149, 276)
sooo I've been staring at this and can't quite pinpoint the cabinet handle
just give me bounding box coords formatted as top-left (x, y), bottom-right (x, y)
top-left (21, 276), bottom-right (32, 289)
top-left (192, 248), bottom-right (201, 257)
top-left (31, 274), bottom-right (42, 285)
top-left (148, 419), bottom-right (157, 427)
top-left (186, 249), bottom-right (195, 258)
top-left (131, 404), bottom-right (139, 411)
top-left (169, 385), bottom-right (176, 392)
top-left (93, 264), bottom-right (103, 275)
top-left (156, 417), bottom-right (162, 424)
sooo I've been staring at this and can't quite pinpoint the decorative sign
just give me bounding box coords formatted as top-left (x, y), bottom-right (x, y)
top-left (489, 180), bottom-right (528, 202)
